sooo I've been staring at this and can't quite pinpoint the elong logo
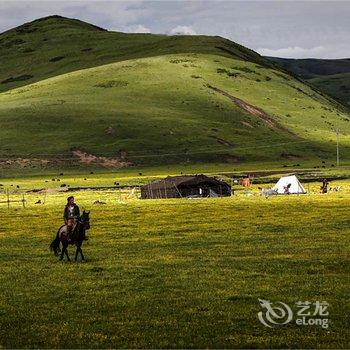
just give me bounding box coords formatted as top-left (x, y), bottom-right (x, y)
top-left (258, 299), bottom-right (329, 329)
top-left (258, 299), bottom-right (293, 327)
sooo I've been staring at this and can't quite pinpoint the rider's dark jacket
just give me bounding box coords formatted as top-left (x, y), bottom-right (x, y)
top-left (63, 204), bottom-right (80, 221)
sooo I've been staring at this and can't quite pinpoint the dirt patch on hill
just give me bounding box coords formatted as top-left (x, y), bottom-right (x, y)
top-left (206, 84), bottom-right (292, 133)
top-left (0, 150), bottom-right (131, 170)
top-left (72, 149), bottom-right (131, 168)
top-left (280, 152), bottom-right (305, 160)
top-left (0, 158), bottom-right (52, 167)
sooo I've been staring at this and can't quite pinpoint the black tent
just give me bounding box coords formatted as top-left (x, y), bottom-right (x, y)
top-left (141, 174), bottom-right (232, 199)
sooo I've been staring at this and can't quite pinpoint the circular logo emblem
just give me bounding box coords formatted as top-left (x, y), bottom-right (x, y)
top-left (258, 299), bottom-right (293, 327)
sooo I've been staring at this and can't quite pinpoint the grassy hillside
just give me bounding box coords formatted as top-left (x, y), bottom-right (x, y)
top-left (1, 53), bottom-right (349, 170)
top-left (267, 57), bottom-right (350, 106)
top-left (309, 72), bottom-right (350, 107)
top-left (0, 15), bottom-right (270, 93)
top-left (0, 16), bottom-right (349, 173)
top-left (267, 57), bottom-right (350, 79)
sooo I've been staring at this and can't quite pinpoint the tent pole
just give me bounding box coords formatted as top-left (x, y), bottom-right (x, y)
top-left (164, 180), bottom-right (167, 199)
top-left (174, 184), bottom-right (182, 198)
top-left (149, 182), bottom-right (153, 199)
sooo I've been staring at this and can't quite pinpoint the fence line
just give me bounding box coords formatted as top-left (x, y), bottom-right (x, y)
top-left (0, 189), bottom-right (26, 209)
top-left (0, 187), bottom-right (141, 209)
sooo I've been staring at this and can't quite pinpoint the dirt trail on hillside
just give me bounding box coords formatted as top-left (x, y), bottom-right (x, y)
top-left (207, 84), bottom-right (293, 134)
top-left (0, 158), bottom-right (51, 167)
top-left (72, 149), bottom-right (131, 168)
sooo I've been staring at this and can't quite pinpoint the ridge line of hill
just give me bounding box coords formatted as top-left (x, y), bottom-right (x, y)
top-left (0, 15), bottom-right (276, 94)
top-left (267, 56), bottom-right (350, 107)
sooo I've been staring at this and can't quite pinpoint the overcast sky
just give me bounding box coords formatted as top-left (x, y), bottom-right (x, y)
top-left (0, 0), bottom-right (349, 59)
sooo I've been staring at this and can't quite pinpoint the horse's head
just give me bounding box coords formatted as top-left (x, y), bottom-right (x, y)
top-left (80, 210), bottom-right (90, 230)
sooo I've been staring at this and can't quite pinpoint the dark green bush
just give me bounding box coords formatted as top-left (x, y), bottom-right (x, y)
top-left (94, 80), bottom-right (128, 88)
top-left (1, 74), bottom-right (33, 84)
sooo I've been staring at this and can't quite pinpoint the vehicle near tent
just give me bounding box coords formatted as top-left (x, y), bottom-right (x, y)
top-left (241, 178), bottom-right (251, 187)
top-left (141, 174), bottom-right (232, 199)
top-left (273, 175), bottom-right (306, 194)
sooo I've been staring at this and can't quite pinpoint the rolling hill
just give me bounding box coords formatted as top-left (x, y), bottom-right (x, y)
top-left (267, 57), bottom-right (350, 107)
top-left (0, 16), bottom-right (349, 174)
top-left (309, 73), bottom-right (350, 107)
top-left (0, 15), bottom-right (270, 93)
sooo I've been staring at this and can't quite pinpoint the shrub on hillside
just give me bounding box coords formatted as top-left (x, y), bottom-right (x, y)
top-left (22, 47), bottom-right (34, 53)
top-left (216, 68), bottom-right (240, 78)
top-left (2, 38), bottom-right (25, 48)
top-left (231, 66), bottom-right (258, 74)
top-left (1, 74), bottom-right (33, 84)
top-left (94, 80), bottom-right (128, 88)
top-left (49, 56), bottom-right (65, 62)
top-left (217, 68), bottom-right (230, 74)
top-left (169, 58), bottom-right (193, 64)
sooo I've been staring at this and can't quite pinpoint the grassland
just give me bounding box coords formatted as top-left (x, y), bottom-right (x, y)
top-left (0, 174), bottom-right (349, 348)
top-left (0, 52), bottom-right (349, 171)
top-left (1, 163), bottom-right (350, 192)
top-left (1, 15), bottom-right (349, 349)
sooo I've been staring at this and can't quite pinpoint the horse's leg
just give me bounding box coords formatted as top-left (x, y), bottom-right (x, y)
top-left (74, 244), bottom-right (79, 262)
top-left (65, 245), bottom-right (70, 262)
top-left (75, 243), bottom-right (84, 262)
top-left (80, 246), bottom-right (85, 261)
top-left (59, 242), bottom-right (66, 261)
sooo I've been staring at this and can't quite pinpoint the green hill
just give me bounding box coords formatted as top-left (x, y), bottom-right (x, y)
top-left (267, 57), bottom-right (350, 106)
top-left (0, 15), bottom-right (270, 93)
top-left (0, 16), bottom-right (349, 174)
top-left (309, 72), bottom-right (350, 107)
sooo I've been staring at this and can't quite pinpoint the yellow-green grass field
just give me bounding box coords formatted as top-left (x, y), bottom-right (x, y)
top-left (0, 175), bottom-right (349, 348)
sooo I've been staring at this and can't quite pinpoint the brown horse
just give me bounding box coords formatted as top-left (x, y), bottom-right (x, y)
top-left (50, 211), bottom-right (90, 261)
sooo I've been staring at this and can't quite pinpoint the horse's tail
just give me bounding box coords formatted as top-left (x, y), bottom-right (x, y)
top-left (49, 226), bottom-right (63, 256)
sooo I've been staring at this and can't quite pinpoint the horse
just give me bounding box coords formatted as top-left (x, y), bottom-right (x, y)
top-left (50, 211), bottom-right (90, 262)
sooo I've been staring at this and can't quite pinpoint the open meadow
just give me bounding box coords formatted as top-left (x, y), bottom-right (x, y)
top-left (1, 9), bottom-right (350, 350)
top-left (0, 171), bottom-right (349, 348)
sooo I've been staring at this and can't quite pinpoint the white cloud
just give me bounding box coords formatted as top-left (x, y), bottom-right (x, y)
top-left (169, 25), bottom-right (196, 35)
top-left (126, 24), bottom-right (151, 33)
top-left (256, 45), bottom-right (350, 59)
top-left (257, 46), bottom-right (327, 59)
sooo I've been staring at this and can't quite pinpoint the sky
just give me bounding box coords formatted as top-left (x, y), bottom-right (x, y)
top-left (0, 0), bottom-right (349, 59)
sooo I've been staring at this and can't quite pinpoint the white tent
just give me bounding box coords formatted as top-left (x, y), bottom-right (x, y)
top-left (273, 175), bottom-right (306, 194)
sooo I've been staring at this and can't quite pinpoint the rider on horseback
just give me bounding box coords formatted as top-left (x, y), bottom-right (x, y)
top-left (63, 196), bottom-right (80, 241)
